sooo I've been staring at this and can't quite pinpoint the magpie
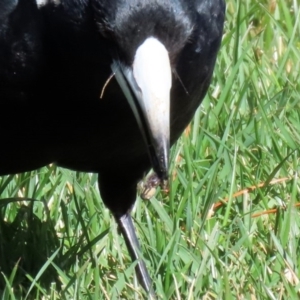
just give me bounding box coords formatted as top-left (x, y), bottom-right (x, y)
top-left (0, 0), bottom-right (225, 296)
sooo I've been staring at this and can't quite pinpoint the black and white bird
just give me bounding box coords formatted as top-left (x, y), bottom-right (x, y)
top-left (0, 0), bottom-right (225, 296)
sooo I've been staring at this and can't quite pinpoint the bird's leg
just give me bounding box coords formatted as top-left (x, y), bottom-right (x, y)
top-left (116, 213), bottom-right (156, 299)
top-left (98, 173), bottom-right (156, 297)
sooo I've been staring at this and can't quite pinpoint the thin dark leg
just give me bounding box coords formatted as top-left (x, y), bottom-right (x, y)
top-left (116, 213), bottom-right (156, 299)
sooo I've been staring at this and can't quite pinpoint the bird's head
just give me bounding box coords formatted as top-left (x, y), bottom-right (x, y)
top-left (92, 0), bottom-right (194, 184)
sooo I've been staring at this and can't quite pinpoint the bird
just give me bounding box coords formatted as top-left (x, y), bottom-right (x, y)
top-left (0, 0), bottom-right (225, 296)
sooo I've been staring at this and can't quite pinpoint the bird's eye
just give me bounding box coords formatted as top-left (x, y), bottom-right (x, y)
top-left (195, 46), bottom-right (202, 53)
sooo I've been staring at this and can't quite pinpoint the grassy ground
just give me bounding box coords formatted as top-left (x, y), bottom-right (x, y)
top-left (1, 0), bottom-right (300, 299)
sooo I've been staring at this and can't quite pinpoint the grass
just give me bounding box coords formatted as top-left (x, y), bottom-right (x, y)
top-left (1, 0), bottom-right (300, 299)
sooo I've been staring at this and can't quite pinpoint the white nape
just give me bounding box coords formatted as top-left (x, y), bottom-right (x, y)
top-left (36, 0), bottom-right (61, 8)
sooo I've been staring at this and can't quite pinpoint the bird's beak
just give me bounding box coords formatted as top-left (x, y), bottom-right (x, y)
top-left (112, 37), bottom-right (171, 184)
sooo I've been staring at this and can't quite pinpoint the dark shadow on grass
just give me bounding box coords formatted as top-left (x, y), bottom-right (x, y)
top-left (0, 196), bottom-right (110, 298)
top-left (0, 199), bottom-right (61, 295)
